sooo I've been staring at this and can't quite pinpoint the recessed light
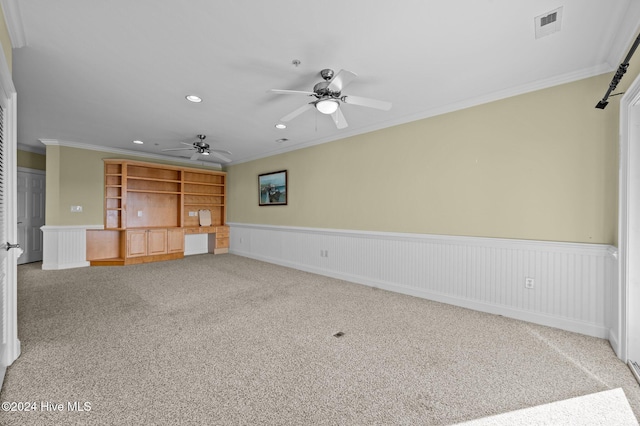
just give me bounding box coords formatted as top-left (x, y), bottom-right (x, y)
top-left (185, 95), bottom-right (202, 103)
top-left (275, 123), bottom-right (287, 129)
top-left (276, 138), bottom-right (288, 143)
top-left (133, 140), bottom-right (144, 144)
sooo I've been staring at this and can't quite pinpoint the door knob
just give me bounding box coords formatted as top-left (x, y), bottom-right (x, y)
top-left (5, 242), bottom-right (20, 251)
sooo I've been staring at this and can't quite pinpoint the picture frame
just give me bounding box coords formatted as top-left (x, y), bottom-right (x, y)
top-left (259, 170), bottom-right (287, 206)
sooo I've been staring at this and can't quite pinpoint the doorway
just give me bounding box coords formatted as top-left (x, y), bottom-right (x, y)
top-left (16, 168), bottom-right (45, 264)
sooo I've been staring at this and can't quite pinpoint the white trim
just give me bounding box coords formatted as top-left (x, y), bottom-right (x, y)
top-left (617, 70), bottom-right (640, 362)
top-left (227, 222), bottom-right (613, 255)
top-left (0, 0), bottom-right (26, 49)
top-left (39, 139), bottom-right (223, 170)
top-left (229, 223), bottom-right (616, 340)
top-left (41, 225), bottom-right (102, 270)
top-left (41, 224), bottom-right (104, 230)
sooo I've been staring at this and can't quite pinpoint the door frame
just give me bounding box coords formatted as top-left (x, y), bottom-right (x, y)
top-left (618, 72), bottom-right (640, 364)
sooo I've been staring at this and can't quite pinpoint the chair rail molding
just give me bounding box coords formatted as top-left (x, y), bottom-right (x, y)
top-left (228, 223), bottom-right (617, 342)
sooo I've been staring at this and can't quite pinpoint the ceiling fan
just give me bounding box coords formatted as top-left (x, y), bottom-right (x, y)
top-left (270, 68), bottom-right (392, 129)
top-left (161, 135), bottom-right (232, 162)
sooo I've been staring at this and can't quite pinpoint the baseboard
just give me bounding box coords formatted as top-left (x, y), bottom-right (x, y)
top-left (609, 328), bottom-right (622, 359)
top-left (42, 260), bottom-right (90, 271)
top-left (228, 223), bottom-right (617, 340)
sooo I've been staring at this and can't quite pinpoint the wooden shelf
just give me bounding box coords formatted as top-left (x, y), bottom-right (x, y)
top-left (183, 181), bottom-right (224, 186)
top-left (88, 159), bottom-right (227, 266)
top-left (127, 189), bottom-right (182, 194)
top-left (128, 176), bottom-right (182, 183)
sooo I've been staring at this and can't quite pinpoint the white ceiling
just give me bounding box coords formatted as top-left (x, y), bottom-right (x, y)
top-left (9, 0), bottom-right (640, 166)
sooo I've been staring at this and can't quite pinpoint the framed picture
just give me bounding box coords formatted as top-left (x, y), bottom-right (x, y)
top-left (259, 170), bottom-right (287, 206)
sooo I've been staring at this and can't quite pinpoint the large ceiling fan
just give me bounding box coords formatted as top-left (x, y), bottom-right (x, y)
top-left (270, 68), bottom-right (392, 129)
top-left (162, 135), bottom-right (232, 162)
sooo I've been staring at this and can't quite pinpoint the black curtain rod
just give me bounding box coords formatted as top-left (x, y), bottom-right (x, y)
top-left (596, 33), bottom-right (640, 109)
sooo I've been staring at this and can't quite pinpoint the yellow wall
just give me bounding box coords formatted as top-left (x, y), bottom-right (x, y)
top-left (227, 65), bottom-right (639, 245)
top-left (45, 145), bottom-right (221, 225)
top-left (0, 5), bottom-right (11, 72)
top-left (17, 149), bottom-right (46, 170)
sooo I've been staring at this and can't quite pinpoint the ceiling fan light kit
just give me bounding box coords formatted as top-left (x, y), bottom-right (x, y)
top-left (270, 68), bottom-right (392, 129)
top-left (315, 99), bottom-right (339, 114)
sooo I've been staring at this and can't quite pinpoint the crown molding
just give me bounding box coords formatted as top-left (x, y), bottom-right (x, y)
top-left (38, 139), bottom-right (223, 170)
top-left (0, 0), bottom-right (26, 48)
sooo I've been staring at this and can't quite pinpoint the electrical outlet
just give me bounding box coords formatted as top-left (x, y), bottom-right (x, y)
top-left (525, 277), bottom-right (535, 289)
top-left (70, 205), bottom-right (83, 213)
top-left (189, 211), bottom-right (197, 217)
top-left (137, 210), bottom-right (143, 217)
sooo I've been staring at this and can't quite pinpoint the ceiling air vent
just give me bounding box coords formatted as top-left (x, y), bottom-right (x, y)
top-left (535, 7), bottom-right (563, 39)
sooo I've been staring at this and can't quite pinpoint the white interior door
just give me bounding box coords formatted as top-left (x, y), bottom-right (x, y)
top-left (16, 168), bottom-right (45, 264)
top-left (0, 87), bottom-right (20, 385)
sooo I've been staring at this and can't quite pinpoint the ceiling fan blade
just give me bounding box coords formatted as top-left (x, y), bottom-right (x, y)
top-left (281, 103), bottom-right (314, 122)
top-left (209, 151), bottom-right (231, 163)
top-left (190, 152), bottom-right (200, 161)
top-left (341, 95), bottom-right (392, 111)
top-left (327, 69), bottom-right (357, 92)
top-left (211, 148), bottom-right (232, 156)
top-left (331, 107), bottom-right (348, 129)
top-left (162, 147), bottom-right (193, 152)
top-left (269, 89), bottom-right (315, 96)
top-left (180, 142), bottom-right (194, 146)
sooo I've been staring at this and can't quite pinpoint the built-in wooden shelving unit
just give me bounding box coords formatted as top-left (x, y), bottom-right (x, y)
top-left (87, 159), bottom-right (228, 266)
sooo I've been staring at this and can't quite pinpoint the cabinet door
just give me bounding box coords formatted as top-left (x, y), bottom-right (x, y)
top-left (127, 230), bottom-right (147, 257)
top-left (167, 228), bottom-right (184, 253)
top-left (147, 229), bottom-right (168, 255)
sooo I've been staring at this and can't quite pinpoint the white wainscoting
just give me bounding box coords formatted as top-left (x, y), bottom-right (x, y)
top-left (41, 225), bottom-right (103, 270)
top-left (184, 233), bottom-right (208, 256)
top-left (228, 223), bottom-right (618, 340)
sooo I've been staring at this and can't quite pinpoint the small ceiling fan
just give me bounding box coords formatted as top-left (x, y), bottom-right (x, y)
top-left (162, 135), bottom-right (232, 162)
top-left (269, 68), bottom-right (392, 129)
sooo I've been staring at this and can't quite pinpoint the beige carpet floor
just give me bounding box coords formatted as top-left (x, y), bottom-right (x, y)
top-left (1, 254), bottom-right (639, 425)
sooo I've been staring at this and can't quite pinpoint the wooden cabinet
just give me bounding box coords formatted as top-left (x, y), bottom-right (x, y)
top-left (87, 159), bottom-right (227, 266)
top-left (126, 229), bottom-right (149, 258)
top-left (207, 225), bottom-right (229, 254)
top-left (167, 228), bottom-right (185, 253)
